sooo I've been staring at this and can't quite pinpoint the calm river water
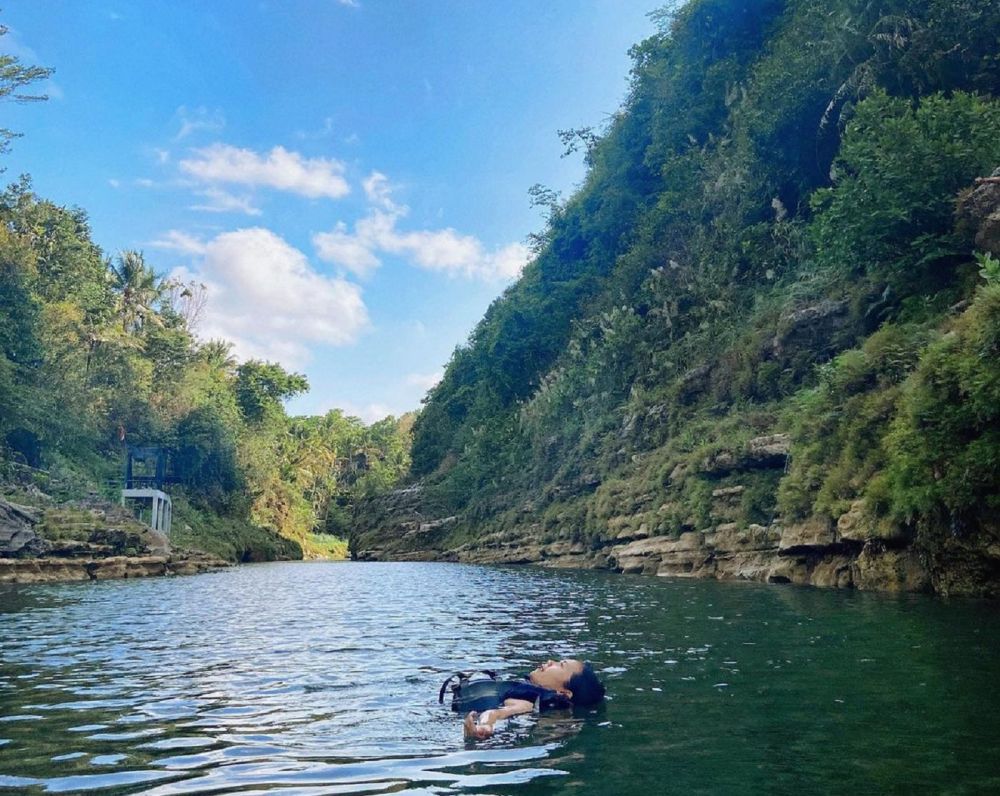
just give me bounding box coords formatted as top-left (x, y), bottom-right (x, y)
top-left (0, 562), bottom-right (998, 795)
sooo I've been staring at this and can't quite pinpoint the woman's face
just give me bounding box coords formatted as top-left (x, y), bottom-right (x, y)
top-left (528, 659), bottom-right (584, 692)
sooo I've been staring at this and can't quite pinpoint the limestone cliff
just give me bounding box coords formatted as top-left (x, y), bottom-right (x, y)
top-left (353, 5), bottom-right (1000, 598)
top-left (350, 447), bottom-right (939, 596)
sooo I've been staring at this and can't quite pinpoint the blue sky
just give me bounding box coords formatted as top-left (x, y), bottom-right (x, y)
top-left (2, 1), bottom-right (656, 421)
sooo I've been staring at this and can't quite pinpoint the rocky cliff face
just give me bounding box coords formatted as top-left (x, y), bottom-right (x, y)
top-left (351, 463), bottom-right (937, 596)
top-left (353, 168), bottom-right (1000, 599)
top-left (0, 494), bottom-right (228, 584)
top-left (352, 425), bottom-right (997, 598)
top-left (0, 499), bottom-right (45, 557)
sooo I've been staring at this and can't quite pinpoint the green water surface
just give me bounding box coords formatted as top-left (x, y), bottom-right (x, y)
top-left (0, 563), bottom-right (997, 795)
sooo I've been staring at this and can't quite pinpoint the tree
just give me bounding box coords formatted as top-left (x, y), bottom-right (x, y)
top-left (1, 180), bottom-right (109, 313)
top-left (0, 24), bottom-right (54, 157)
top-left (809, 90), bottom-right (1000, 292)
top-left (234, 360), bottom-right (309, 422)
top-left (162, 277), bottom-right (208, 332)
top-left (198, 339), bottom-right (238, 375)
top-left (174, 405), bottom-right (243, 506)
top-left (110, 250), bottom-right (163, 333)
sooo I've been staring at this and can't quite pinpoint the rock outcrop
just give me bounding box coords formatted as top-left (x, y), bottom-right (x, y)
top-left (772, 300), bottom-right (849, 357)
top-left (959, 168), bottom-right (1000, 255)
top-left (0, 498), bottom-right (44, 557)
top-left (351, 485), bottom-right (456, 561)
top-left (0, 495), bottom-right (228, 585)
top-left (0, 552), bottom-right (227, 584)
top-left (351, 474), bottom-right (939, 594)
top-left (354, 510), bottom-right (932, 593)
top-left (698, 434), bottom-right (790, 475)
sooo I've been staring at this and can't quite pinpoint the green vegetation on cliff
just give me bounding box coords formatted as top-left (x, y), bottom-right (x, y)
top-left (355, 0), bottom-right (1000, 593)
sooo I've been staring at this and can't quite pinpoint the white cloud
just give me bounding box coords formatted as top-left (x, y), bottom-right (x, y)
top-left (296, 116), bottom-right (336, 141)
top-left (190, 187), bottom-right (262, 216)
top-left (154, 148), bottom-right (170, 165)
top-left (388, 225), bottom-right (528, 280)
top-left (164, 228), bottom-right (368, 367)
top-left (353, 403), bottom-right (394, 424)
top-left (406, 371), bottom-right (442, 391)
top-left (338, 0), bottom-right (360, 7)
top-left (134, 177), bottom-right (155, 188)
top-left (362, 171), bottom-right (394, 208)
top-left (149, 230), bottom-right (208, 256)
top-left (108, 178), bottom-right (121, 189)
top-left (313, 222), bottom-right (381, 277)
top-left (180, 144), bottom-right (350, 199)
top-left (174, 105), bottom-right (225, 140)
top-left (313, 172), bottom-right (529, 281)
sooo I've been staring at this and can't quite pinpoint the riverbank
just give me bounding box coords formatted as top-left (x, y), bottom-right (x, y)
top-left (0, 493), bottom-right (230, 585)
top-left (351, 7), bottom-right (1000, 605)
top-left (350, 484), bottom-right (998, 598)
top-left (0, 552), bottom-right (228, 584)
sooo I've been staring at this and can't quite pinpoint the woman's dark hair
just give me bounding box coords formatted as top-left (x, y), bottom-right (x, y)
top-left (567, 663), bottom-right (605, 706)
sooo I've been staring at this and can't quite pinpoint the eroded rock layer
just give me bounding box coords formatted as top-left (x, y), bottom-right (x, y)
top-left (0, 495), bottom-right (228, 584)
top-left (352, 475), bottom-right (998, 598)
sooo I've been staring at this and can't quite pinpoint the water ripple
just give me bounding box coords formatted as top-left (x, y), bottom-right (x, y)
top-left (0, 563), bottom-right (602, 794)
top-left (2, 562), bottom-right (1000, 795)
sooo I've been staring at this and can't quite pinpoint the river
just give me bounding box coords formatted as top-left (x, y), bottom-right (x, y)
top-left (0, 562), bottom-right (998, 795)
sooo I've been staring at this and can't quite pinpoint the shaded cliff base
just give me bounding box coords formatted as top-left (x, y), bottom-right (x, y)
top-left (351, 486), bottom-right (999, 599)
top-left (0, 493), bottom-right (229, 585)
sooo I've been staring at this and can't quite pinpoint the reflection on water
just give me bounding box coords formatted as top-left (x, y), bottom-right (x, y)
top-left (0, 562), bottom-right (999, 795)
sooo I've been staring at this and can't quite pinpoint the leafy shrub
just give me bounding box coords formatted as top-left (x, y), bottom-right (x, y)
top-left (809, 91), bottom-right (1000, 296)
top-left (883, 282), bottom-right (1000, 528)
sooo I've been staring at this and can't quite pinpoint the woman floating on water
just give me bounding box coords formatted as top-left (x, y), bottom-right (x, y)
top-left (441, 659), bottom-right (606, 739)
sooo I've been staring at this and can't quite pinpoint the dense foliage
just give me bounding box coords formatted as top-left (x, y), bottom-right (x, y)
top-left (368, 0), bottom-right (1000, 575)
top-left (0, 174), bottom-right (414, 558)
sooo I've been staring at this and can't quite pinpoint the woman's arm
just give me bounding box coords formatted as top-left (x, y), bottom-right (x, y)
top-left (463, 698), bottom-right (535, 739)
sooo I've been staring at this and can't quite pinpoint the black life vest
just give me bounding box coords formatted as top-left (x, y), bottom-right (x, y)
top-left (438, 670), bottom-right (572, 713)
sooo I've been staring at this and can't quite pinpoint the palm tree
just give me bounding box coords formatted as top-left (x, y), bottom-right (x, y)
top-left (109, 250), bottom-right (163, 333)
top-left (198, 339), bottom-right (238, 375)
